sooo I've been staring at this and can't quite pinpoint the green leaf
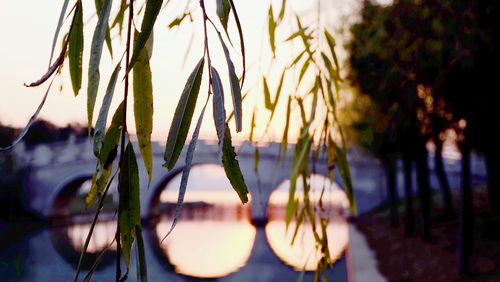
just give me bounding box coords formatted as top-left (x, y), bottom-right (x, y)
top-left (93, 63), bottom-right (121, 156)
top-left (94, 0), bottom-right (113, 57)
top-left (280, 96), bottom-right (292, 156)
top-left (68, 1), bottom-right (84, 96)
top-left (119, 143), bottom-right (141, 269)
top-left (128, 0), bottom-right (163, 71)
top-left (324, 29), bottom-right (341, 79)
top-left (85, 161), bottom-right (113, 208)
top-left (25, 38), bottom-right (68, 88)
top-left (249, 108), bottom-right (256, 143)
top-left (216, 0), bottom-right (231, 38)
top-left (86, 125), bottom-right (120, 207)
top-left (216, 32), bottom-right (242, 132)
top-left (164, 58), bottom-right (205, 169)
top-left (289, 50), bottom-right (306, 68)
top-left (291, 207), bottom-right (305, 245)
top-left (133, 30), bottom-right (154, 184)
top-left (168, 12), bottom-right (190, 29)
top-left (297, 58), bottom-right (311, 88)
top-left (278, 0), bottom-right (287, 23)
top-left (87, 0), bottom-right (113, 131)
top-left (227, 0), bottom-right (246, 87)
top-left (75, 169), bottom-right (118, 282)
top-left (268, 5), bottom-right (276, 56)
top-left (48, 0), bottom-right (70, 68)
top-left (135, 227), bottom-right (148, 282)
top-left (222, 125), bottom-right (249, 203)
top-left (1, 79), bottom-right (55, 151)
top-left (331, 140), bottom-right (357, 215)
top-left (162, 98), bottom-right (209, 240)
top-left (285, 133), bottom-right (311, 226)
top-left (263, 77), bottom-right (272, 110)
top-left (211, 67), bottom-right (226, 150)
top-left (226, 91), bottom-right (248, 123)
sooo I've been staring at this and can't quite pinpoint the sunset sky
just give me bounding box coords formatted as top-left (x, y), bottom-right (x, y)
top-left (0, 0), bottom-right (362, 142)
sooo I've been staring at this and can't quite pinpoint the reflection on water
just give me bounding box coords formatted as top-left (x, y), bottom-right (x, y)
top-left (66, 221), bottom-right (116, 253)
top-left (155, 164), bottom-right (256, 278)
top-left (266, 175), bottom-right (350, 271)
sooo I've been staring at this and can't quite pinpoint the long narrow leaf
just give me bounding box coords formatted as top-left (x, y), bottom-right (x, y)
top-left (135, 227), bottom-right (147, 282)
top-left (164, 58), bottom-right (204, 169)
top-left (228, 0), bottom-right (246, 87)
top-left (222, 125), bottom-right (249, 203)
top-left (119, 143), bottom-right (141, 268)
top-left (48, 0), bottom-right (70, 68)
top-left (25, 40), bottom-right (68, 87)
top-left (162, 97), bottom-right (209, 241)
top-left (1, 79), bottom-right (55, 151)
top-left (216, 0), bottom-right (231, 40)
top-left (216, 32), bottom-right (242, 132)
top-left (211, 67), bottom-right (226, 151)
top-left (133, 30), bottom-right (154, 184)
top-left (268, 5), bottom-right (276, 56)
top-left (68, 0), bottom-right (84, 96)
top-left (87, 0), bottom-right (113, 130)
top-left (74, 170), bottom-right (118, 282)
top-left (128, 0), bottom-right (163, 71)
top-left (93, 63), bottom-right (121, 156)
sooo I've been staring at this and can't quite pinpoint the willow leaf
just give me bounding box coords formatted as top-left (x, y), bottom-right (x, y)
top-left (211, 67), bottom-right (226, 150)
top-left (75, 170), bottom-right (118, 282)
top-left (278, 0), bottom-right (286, 22)
top-left (216, 32), bottom-right (242, 132)
top-left (286, 134), bottom-right (311, 226)
top-left (228, 0), bottom-right (246, 87)
top-left (128, 0), bottom-right (163, 71)
top-left (249, 109), bottom-right (256, 143)
top-left (263, 77), bottom-right (272, 110)
top-left (222, 125), bottom-right (249, 203)
top-left (87, 0), bottom-right (113, 131)
top-left (119, 143), bottom-right (141, 268)
top-left (226, 92), bottom-right (248, 123)
top-left (135, 227), bottom-right (147, 282)
top-left (332, 141), bottom-right (356, 215)
top-left (133, 30), bottom-right (154, 184)
top-left (164, 58), bottom-right (204, 169)
top-left (25, 40), bottom-right (67, 87)
top-left (162, 98), bottom-right (209, 240)
top-left (94, 0), bottom-right (113, 56)
top-left (1, 79), bottom-right (55, 151)
top-left (324, 29), bottom-right (341, 79)
top-left (93, 64), bottom-right (121, 156)
top-left (280, 96), bottom-right (292, 156)
top-left (48, 0), bottom-right (70, 68)
top-left (216, 0), bottom-right (231, 39)
top-left (297, 59), bottom-right (311, 88)
top-left (268, 5), bottom-right (276, 56)
top-left (68, 1), bottom-right (83, 96)
top-left (85, 161), bottom-right (112, 208)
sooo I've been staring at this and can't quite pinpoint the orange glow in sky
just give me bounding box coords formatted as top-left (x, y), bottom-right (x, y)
top-left (0, 1), bottom-right (358, 142)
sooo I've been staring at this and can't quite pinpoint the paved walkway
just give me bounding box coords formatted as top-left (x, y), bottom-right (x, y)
top-left (348, 224), bottom-right (386, 282)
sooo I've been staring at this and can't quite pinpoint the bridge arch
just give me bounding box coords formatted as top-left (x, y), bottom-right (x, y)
top-left (45, 173), bottom-right (94, 219)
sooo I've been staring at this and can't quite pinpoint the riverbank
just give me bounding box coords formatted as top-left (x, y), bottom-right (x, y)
top-left (356, 187), bottom-right (500, 281)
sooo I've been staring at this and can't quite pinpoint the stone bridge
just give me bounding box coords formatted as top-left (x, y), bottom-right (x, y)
top-left (13, 138), bottom-right (488, 222)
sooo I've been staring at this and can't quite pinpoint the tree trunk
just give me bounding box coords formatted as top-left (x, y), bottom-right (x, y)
top-left (385, 157), bottom-right (400, 227)
top-left (459, 137), bottom-right (474, 276)
top-left (434, 138), bottom-right (454, 216)
top-left (416, 142), bottom-right (432, 241)
top-left (403, 155), bottom-right (415, 235)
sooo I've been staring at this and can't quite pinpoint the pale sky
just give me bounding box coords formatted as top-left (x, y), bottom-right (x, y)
top-left (0, 0), bottom-right (359, 142)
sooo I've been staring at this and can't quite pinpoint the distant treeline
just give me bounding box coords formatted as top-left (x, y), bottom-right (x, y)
top-left (0, 120), bottom-right (87, 147)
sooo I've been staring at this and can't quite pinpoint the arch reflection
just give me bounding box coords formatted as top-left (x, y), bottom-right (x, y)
top-left (153, 164), bottom-right (256, 278)
top-left (50, 221), bottom-right (116, 270)
top-left (266, 174), bottom-right (350, 271)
